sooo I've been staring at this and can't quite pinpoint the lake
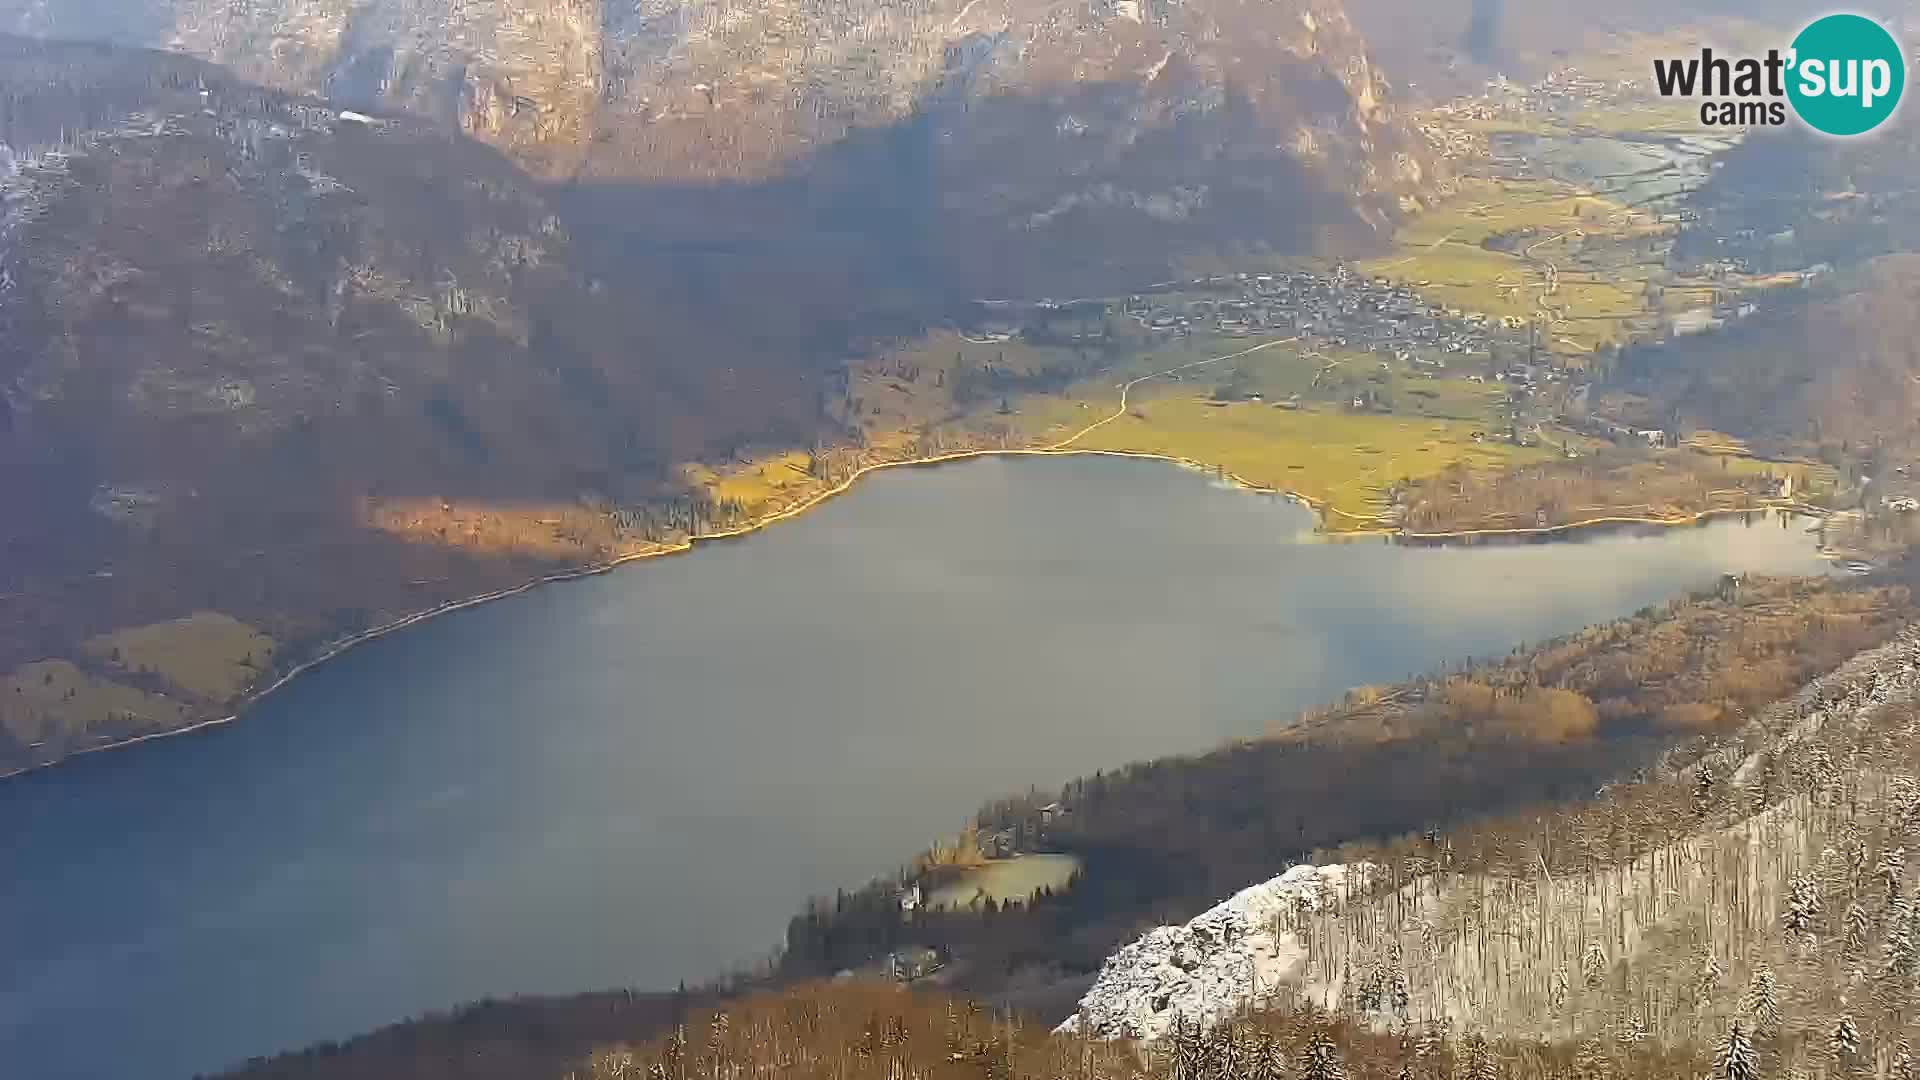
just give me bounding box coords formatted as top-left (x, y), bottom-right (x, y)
top-left (0, 454), bottom-right (1835, 1078)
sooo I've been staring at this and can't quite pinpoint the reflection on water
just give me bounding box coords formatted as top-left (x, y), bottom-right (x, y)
top-left (0, 455), bottom-right (1833, 1079)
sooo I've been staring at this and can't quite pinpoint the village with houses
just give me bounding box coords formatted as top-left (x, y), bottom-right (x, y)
top-left (893, 54), bottom-right (1920, 559)
top-left (1118, 265), bottom-right (1532, 359)
top-left (961, 263), bottom-right (1592, 453)
top-left (1414, 66), bottom-right (1653, 162)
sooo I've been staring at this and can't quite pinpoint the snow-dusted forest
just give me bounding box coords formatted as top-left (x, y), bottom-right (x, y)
top-left (1058, 628), bottom-right (1920, 1078)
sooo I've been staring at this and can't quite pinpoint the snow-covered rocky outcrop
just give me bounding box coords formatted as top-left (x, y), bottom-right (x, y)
top-left (1058, 862), bottom-right (1373, 1040)
top-left (1062, 630), bottom-right (1920, 1046)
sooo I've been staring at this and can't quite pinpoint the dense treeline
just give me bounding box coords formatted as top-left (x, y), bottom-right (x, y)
top-left (573, 985), bottom-right (1714, 1080)
top-left (1401, 456), bottom-right (1787, 534)
top-left (227, 977), bottom-right (1717, 1080)
top-left (1676, 112), bottom-right (1920, 273)
top-left (216, 989), bottom-right (713, 1080)
top-left (1609, 266), bottom-right (1920, 461)
top-left (1613, 109), bottom-right (1920, 461)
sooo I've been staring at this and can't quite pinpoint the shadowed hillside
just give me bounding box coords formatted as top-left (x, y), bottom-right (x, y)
top-left (0, 37), bottom-right (829, 770)
top-left (1604, 110), bottom-right (1920, 463)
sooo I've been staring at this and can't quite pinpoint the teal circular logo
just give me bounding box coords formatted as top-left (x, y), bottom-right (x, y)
top-left (1787, 14), bottom-right (1906, 136)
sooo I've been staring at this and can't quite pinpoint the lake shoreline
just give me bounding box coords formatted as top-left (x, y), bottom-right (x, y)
top-left (0, 444), bottom-right (1826, 783)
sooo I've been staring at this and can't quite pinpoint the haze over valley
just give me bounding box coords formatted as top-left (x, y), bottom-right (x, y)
top-left (8, 1), bottom-right (1920, 1078)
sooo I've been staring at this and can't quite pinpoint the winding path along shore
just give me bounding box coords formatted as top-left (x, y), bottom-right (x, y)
top-left (0, 336), bottom-right (1819, 780)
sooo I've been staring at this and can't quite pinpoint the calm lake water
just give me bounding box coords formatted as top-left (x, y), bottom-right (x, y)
top-left (0, 455), bottom-right (1834, 1078)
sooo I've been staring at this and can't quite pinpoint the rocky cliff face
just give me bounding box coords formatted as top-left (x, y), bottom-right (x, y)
top-left (589, 0), bottom-right (1426, 192)
top-left (0, 0), bottom-right (1436, 251)
top-left (1058, 863), bottom-right (1374, 1041)
top-left (574, 0), bottom-right (1438, 299)
top-left (1, 0), bottom-right (603, 174)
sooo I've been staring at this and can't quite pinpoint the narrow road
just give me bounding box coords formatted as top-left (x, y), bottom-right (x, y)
top-left (1525, 230), bottom-right (1578, 259)
top-left (1524, 229), bottom-right (1577, 301)
top-left (1049, 337), bottom-right (1299, 450)
top-left (946, 0), bottom-right (984, 27)
top-left (1376, 227), bottom-right (1464, 270)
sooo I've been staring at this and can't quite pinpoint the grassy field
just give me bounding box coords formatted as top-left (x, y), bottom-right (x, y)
top-left (84, 611), bottom-right (275, 702)
top-left (686, 169), bottom-right (1703, 539)
top-left (832, 328), bottom-right (1117, 436)
top-left (1114, 333), bottom-right (1512, 424)
top-left (682, 450), bottom-right (821, 517)
top-left (925, 854), bottom-right (1082, 911)
top-left (1678, 433), bottom-right (1838, 496)
top-left (0, 611), bottom-right (278, 763)
top-left (688, 326), bottom-right (1550, 534)
top-left (0, 660), bottom-right (189, 750)
top-left (1015, 387), bottom-right (1554, 525)
top-left (1359, 178), bottom-right (1659, 353)
top-left (1465, 100), bottom-right (1706, 139)
top-left (1559, 100), bottom-right (1709, 136)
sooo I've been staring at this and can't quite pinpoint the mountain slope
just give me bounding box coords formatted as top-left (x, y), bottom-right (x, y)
top-left (1609, 112), bottom-right (1920, 460)
top-left (0, 37), bottom-right (822, 771)
top-left (0, 1), bottom-right (1449, 772)
top-left (0, 0), bottom-right (602, 172)
top-left (1614, 256), bottom-right (1920, 459)
top-left (1062, 625), bottom-right (1920, 1064)
top-left (0, 0), bottom-right (1438, 284)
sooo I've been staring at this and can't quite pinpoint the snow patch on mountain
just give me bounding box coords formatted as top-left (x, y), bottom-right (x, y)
top-left (1057, 862), bottom-right (1372, 1041)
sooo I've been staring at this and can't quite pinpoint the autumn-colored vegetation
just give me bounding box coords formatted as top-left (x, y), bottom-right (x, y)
top-left (778, 573), bottom-right (1914, 989)
top-left (224, 970), bottom-right (1718, 1080)
top-left (1400, 451), bottom-right (1797, 534)
top-left (573, 986), bottom-right (1710, 1080)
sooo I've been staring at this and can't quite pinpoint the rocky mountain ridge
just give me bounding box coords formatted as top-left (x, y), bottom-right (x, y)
top-left (1059, 624), bottom-right (1920, 1057)
top-left (0, 0), bottom-right (601, 171)
top-left (0, 0), bottom-right (1437, 265)
top-left (1057, 862), bottom-right (1374, 1041)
